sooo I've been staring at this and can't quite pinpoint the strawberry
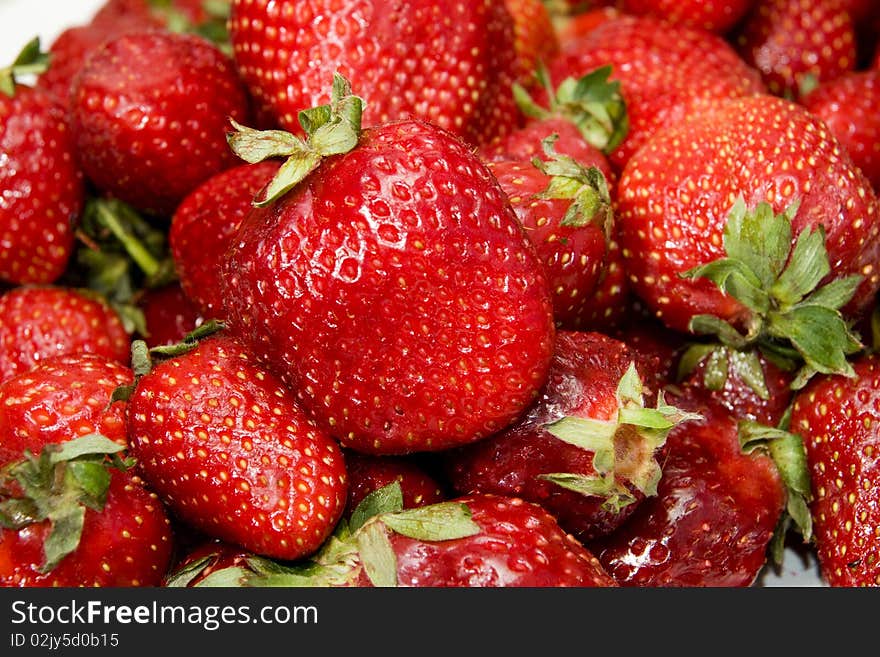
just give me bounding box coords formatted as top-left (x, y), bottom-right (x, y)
top-left (548, 14), bottom-right (765, 171)
top-left (0, 354), bottom-right (133, 467)
top-left (620, 0), bottom-right (756, 33)
top-left (801, 69), bottom-right (880, 193)
top-left (69, 30), bottom-right (251, 216)
top-left (734, 0), bottom-right (857, 100)
top-left (136, 283), bottom-right (205, 347)
top-left (227, 0), bottom-right (520, 148)
top-left (1, 40), bottom-right (83, 287)
top-left (589, 389), bottom-right (811, 586)
top-left (344, 451), bottom-right (446, 519)
top-left (485, 138), bottom-right (613, 328)
top-left (504, 0), bottom-right (560, 87)
top-left (163, 539), bottom-right (252, 587)
top-left (0, 286), bottom-right (130, 384)
top-left (169, 161), bottom-right (280, 318)
top-left (573, 229), bottom-right (631, 331)
top-left (0, 435), bottom-right (173, 587)
top-left (789, 354), bottom-right (880, 586)
top-left (444, 330), bottom-right (699, 542)
top-left (177, 486), bottom-right (619, 587)
top-left (554, 5), bottom-right (622, 49)
top-left (222, 76), bottom-right (555, 455)
top-left (617, 95), bottom-right (880, 389)
top-left (126, 333), bottom-right (348, 561)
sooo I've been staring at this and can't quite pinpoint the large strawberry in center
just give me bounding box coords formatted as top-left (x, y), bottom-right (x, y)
top-left (222, 76), bottom-right (556, 455)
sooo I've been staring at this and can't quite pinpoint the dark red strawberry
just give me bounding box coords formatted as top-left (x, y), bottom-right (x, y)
top-left (444, 330), bottom-right (699, 542)
top-left (0, 354), bottom-right (133, 467)
top-left (801, 69), bottom-right (880, 193)
top-left (227, 0), bottom-right (520, 148)
top-left (163, 539), bottom-right (252, 587)
top-left (0, 435), bottom-right (173, 587)
top-left (344, 451), bottom-right (446, 519)
top-left (590, 389), bottom-right (811, 586)
top-left (620, 0), bottom-right (755, 33)
top-left (169, 161), bottom-right (279, 318)
top-left (222, 77), bottom-right (555, 455)
top-left (548, 14), bottom-right (765, 171)
top-left (126, 333), bottom-right (348, 561)
top-left (136, 283), bottom-right (205, 347)
top-left (485, 139), bottom-right (613, 328)
top-left (617, 95), bottom-right (880, 389)
top-left (185, 487), bottom-right (618, 587)
top-left (1, 40), bottom-right (83, 286)
top-left (789, 354), bottom-right (880, 586)
top-left (735, 0), bottom-right (856, 100)
top-left (572, 228), bottom-right (631, 331)
top-left (0, 286), bottom-right (130, 383)
top-left (70, 30), bottom-right (251, 216)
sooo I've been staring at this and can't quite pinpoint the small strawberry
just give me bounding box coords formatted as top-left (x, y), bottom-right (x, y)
top-left (169, 161), bottom-right (280, 318)
top-left (227, 0), bottom-right (520, 148)
top-left (620, 0), bottom-right (756, 33)
top-left (222, 75), bottom-right (556, 455)
top-left (801, 69), bottom-right (880, 193)
top-left (1, 39), bottom-right (84, 287)
top-left (735, 0), bottom-right (856, 99)
top-left (0, 435), bottom-right (173, 587)
top-left (0, 354), bottom-right (133, 467)
top-left (344, 451), bottom-right (446, 519)
top-left (126, 332), bottom-right (348, 561)
top-left (136, 283), bottom-right (204, 347)
top-left (444, 330), bottom-right (699, 542)
top-left (590, 389), bottom-right (812, 586)
top-left (69, 30), bottom-right (251, 216)
top-left (789, 354), bottom-right (880, 586)
top-left (0, 286), bottom-right (130, 384)
top-left (178, 485), bottom-right (619, 587)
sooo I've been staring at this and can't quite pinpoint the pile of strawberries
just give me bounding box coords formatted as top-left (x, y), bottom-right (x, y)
top-left (2, 0), bottom-right (879, 588)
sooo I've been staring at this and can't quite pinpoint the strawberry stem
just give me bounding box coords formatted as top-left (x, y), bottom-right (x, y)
top-left (0, 36), bottom-right (50, 97)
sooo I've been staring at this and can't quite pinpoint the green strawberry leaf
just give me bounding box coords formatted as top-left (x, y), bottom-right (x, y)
top-left (767, 305), bottom-right (860, 378)
top-left (0, 36), bottom-right (51, 97)
top-left (800, 274), bottom-right (861, 311)
top-left (381, 502), bottom-right (480, 542)
top-left (538, 472), bottom-right (638, 512)
top-left (771, 224), bottom-right (829, 307)
top-left (545, 416), bottom-right (616, 473)
top-left (730, 349), bottom-right (770, 400)
top-left (41, 506), bottom-right (86, 574)
top-left (349, 481), bottom-right (404, 533)
top-left (357, 522), bottom-right (398, 588)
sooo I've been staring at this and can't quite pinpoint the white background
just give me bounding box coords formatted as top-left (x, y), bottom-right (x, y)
top-left (0, 0), bottom-right (826, 587)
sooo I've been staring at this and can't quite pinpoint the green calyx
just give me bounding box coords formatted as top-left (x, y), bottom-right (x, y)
top-left (227, 73), bottom-right (365, 206)
top-left (177, 482), bottom-right (481, 588)
top-left (0, 435), bottom-right (133, 573)
top-left (513, 63), bottom-right (628, 155)
top-left (681, 197), bottom-right (863, 390)
top-left (738, 419), bottom-right (814, 565)
top-left (0, 37), bottom-right (50, 98)
top-left (149, 0), bottom-right (232, 55)
top-left (540, 363), bottom-right (701, 513)
top-left (531, 134), bottom-right (614, 240)
top-left (676, 343), bottom-right (772, 400)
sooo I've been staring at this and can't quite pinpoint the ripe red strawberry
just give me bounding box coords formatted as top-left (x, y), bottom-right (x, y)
top-left (505, 0), bottom-right (560, 86)
top-left (136, 283), bottom-right (204, 347)
top-left (444, 330), bottom-right (699, 542)
top-left (0, 354), bottom-right (133, 467)
top-left (589, 389), bottom-right (811, 586)
top-left (344, 451), bottom-right (446, 519)
top-left (548, 14), bottom-right (765, 171)
top-left (183, 488), bottom-right (618, 587)
top-left (554, 5), bottom-right (621, 49)
top-left (801, 69), bottom-right (880, 193)
top-left (1, 40), bottom-right (83, 286)
top-left (0, 436), bottom-right (173, 587)
top-left (789, 354), bottom-right (880, 586)
top-left (573, 229), bottom-right (631, 331)
top-left (227, 0), bottom-right (520, 148)
top-left (617, 95), bottom-right (880, 388)
top-left (70, 30), bottom-right (251, 216)
top-left (163, 539), bottom-right (252, 587)
top-left (735, 0), bottom-right (857, 100)
top-left (485, 140), bottom-right (613, 328)
top-left (222, 78), bottom-right (555, 455)
top-left (126, 333), bottom-right (348, 561)
top-left (169, 161), bottom-right (279, 318)
top-left (620, 0), bottom-right (755, 33)
top-left (0, 286), bottom-right (130, 383)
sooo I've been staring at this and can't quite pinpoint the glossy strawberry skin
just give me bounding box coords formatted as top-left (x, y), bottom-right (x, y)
top-left (70, 31), bottom-right (251, 216)
top-left (344, 452), bottom-right (446, 518)
top-left (504, 0), bottom-right (560, 86)
top-left (169, 161), bottom-right (279, 318)
top-left (0, 286), bottom-right (130, 384)
top-left (222, 119), bottom-right (556, 455)
top-left (590, 391), bottom-right (786, 587)
top-left (789, 355), bottom-right (880, 586)
top-left (0, 86), bottom-right (83, 286)
top-left (617, 95), bottom-right (880, 334)
top-left (136, 283), bottom-right (204, 347)
top-left (486, 159), bottom-right (608, 328)
top-left (127, 335), bottom-right (348, 561)
top-left (357, 494), bottom-right (618, 587)
top-left (801, 70), bottom-right (880, 193)
top-left (228, 0), bottom-right (519, 147)
top-left (621, 0), bottom-right (756, 33)
top-left (0, 470), bottom-right (173, 587)
top-left (0, 355), bottom-right (133, 467)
